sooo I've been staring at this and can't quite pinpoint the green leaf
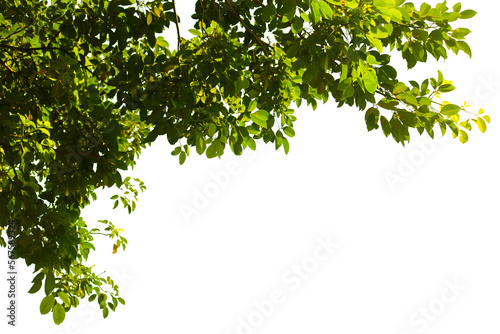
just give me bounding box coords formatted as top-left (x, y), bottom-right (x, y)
top-left (32, 272), bottom-right (45, 284)
top-left (300, 11), bottom-right (310, 23)
top-left (398, 93), bottom-right (418, 106)
top-left (345, 0), bottom-right (358, 9)
top-left (393, 82), bottom-right (408, 95)
top-left (58, 292), bottom-right (71, 307)
top-left (452, 28), bottom-right (471, 39)
top-left (250, 110), bottom-right (269, 128)
top-left (253, 110), bottom-right (269, 120)
top-left (53, 303), bottom-right (66, 325)
top-left (189, 29), bottom-right (201, 36)
top-left (441, 104), bottom-right (461, 116)
top-left (247, 100), bottom-right (257, 112)
top-left (367, 34), bottom-right (383, 53)
top-left (171, 146), bottom-right (182, 156)
top-left (40, 295), bottom-right (55, 315)
top-left (206, 140), bottom-right (222, 159)
top-left (457, 41), bottom-right (472, 57)
top-left (45, 271), bottom-right (55, 295)
top-left (438, 84), bottom-right (455, 93)
top-left (365, 107), bottom-right (380, 131)
top-left (460, 10), bottom-right (477, 19)
top-left (245, 137), bottom-right (257, 150)
top-left (179, 151), bottom-right (186, 165)
top-left (196, 136), bottom-right (206, 155)
top-left (208, 123), bottom-right (217, 137)
top-left (283, 126), bottom-right (295, 137)
top-left (310, 1), bottom-right (321, 23)
top-left (398, 110), bottom-right (418, 127)
top-left (418, 97), bottom-right (432, 106)
top-left (362, 69), bottom-right (378, 94)
top-left (380, 116), bottom-right (391, 137)
top-left (420, 3), bottom-right (431, 16)
top-left (302, 68), bottom-right (315, 84)
top-left (103, 307), bottom-right (109, 319)
top-left (282, 137), bottom-right (290, 154)
top-left (28, 280), bottom-right (43, 294)
top-left (70, 266), bottom-right (82, 276)
top-left (319, 0), bottom-right (333, 20)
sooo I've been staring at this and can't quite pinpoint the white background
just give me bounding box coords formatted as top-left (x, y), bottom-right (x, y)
top-left (2, 0), bottom-right (500, 333)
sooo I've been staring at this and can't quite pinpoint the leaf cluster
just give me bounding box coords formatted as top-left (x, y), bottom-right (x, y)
top-left (0, 0), bottom-right (488, 325)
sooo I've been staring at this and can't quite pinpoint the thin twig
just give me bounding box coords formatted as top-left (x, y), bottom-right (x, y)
top-left (171, 0), bottom-right (182, 51)
top-left (171, 0), bottom-right (183, 75)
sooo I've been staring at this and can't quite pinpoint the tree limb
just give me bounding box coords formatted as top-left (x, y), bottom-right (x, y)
top-left (224, 0), bottom-right (270, 56)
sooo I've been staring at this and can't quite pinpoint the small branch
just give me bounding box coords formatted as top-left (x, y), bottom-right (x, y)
top-left (0, 44), bottom-right (129, 88)
top-left (430, 100), bottom-right (479, 117)
top-left (0, 57), bottom-right (17, 73)
top-left (0, 44), bottom-right (62, 52)
top-left (89, 232), bottom-right (110, 236)
top-left (224, 0), bottom-right (270, 56)
top-left (0, 20), bottom-right (35, 41)
top-left (171, 0), bottom-right (182, 51)
top-left (171, 0), bottom-right (183, 75)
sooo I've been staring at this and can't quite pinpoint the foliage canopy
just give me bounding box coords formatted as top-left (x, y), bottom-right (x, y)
top-left (0, 0), bottom-right (488, 325)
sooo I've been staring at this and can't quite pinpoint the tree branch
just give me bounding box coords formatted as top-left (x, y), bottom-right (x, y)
top-left (171, 0), bottom-right (182, 51)
top-left (224, 0), bottom-right (270, 56)
top-left (171, 0), bottom-right (183, 75)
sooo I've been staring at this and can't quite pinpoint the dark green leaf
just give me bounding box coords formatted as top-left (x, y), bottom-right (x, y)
top-left (45, 271), bottom-right (55, 295)
top-left (364, 107), bottom-right (380, 131)
top-left (28, 280), bottom-right (43, 294)
top-left (380, 116), bottom-right (391, 137)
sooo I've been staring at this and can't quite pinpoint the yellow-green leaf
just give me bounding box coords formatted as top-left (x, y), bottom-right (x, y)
top-left (53, 303), bottom-right (66, 325)
top-left (319, 0), bottom-right (333, 20)
top-left (441, 104), bottom-right (461, 116)
top-left (476, 118), bottom-right (487, 133)
top-left (459, 130), bottom-right (468, 144)
top-left (154, 7), bottom-right (162, 17)
top-left (40, 295), bottom-right (55, 315)
top-left (58, 292), bottom-right (71, 307)
top-left (367, 33), bottom-right (383, 53)
top-left (362, 69), bottom-right (378, 94)
top-left (393, 82), bottom-right (408, 95)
